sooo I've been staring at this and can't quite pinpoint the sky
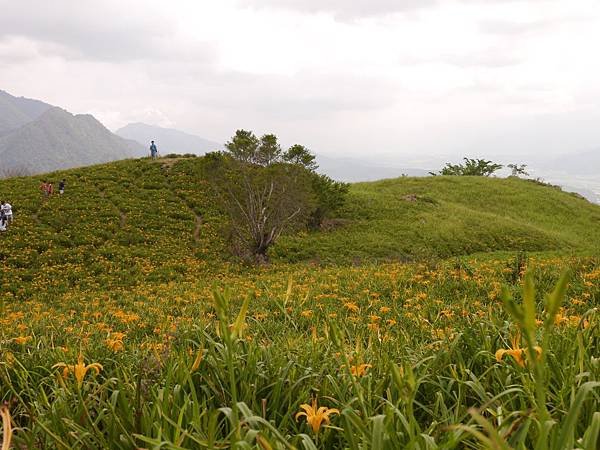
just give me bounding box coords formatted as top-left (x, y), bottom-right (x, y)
top-left (1, 0), bottom-right (600, 165)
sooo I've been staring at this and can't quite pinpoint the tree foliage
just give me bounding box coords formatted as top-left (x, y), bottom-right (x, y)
top-left (431, 158), bottom-right (503, 177)
top-left (308, 173), bottom-right (350, 229)
top-left (209, 130), bottom-right (348, 262)
top-left (283, 144), bottom-right (318, 171)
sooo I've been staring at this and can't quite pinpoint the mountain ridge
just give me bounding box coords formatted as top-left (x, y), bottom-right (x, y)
top-left (0, 89), bottom-right (53, 135)
top-left (0, 105), bottom-right (145, 175)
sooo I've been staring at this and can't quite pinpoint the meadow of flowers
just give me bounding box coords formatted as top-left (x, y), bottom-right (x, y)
top-left (1, 255), bottom-right (598, 449)
top-left (0, 158), bottom-right (599, 448)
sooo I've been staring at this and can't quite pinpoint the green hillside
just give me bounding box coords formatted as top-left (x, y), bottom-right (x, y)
top-left (276, 175), bottom-right (600, 262)
top-left (1, 156), bottom-right (599, 448)
top-left (1, 157), bottom-right (598, 281)
top-left (1, 155), bottom-right (599, 301)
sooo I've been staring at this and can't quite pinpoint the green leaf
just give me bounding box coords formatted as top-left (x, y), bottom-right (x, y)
top-left (522, 271), bottom-right (537, 334)
top-left (543, 270), bottom-right (570, 330)
top-left (556, 382), bottom-right (600, 450)
top-left (370, 415), bottom-right (386, 450)
top-left (231, 292), bottom-right (252, 340)
top-left (582, 412), bottom-right (600, 450)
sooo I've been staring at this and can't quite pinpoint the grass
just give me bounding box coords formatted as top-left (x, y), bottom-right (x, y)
top-left (275, 176), bottom-right (600, 262)
top-left (0, 156), bottom-right (599, 448)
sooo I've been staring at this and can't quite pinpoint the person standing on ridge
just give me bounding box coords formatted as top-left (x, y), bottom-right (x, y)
top-left (150, 140), bottom-right (158, 159)
top-left (59, 179), bottom-right (66, 195)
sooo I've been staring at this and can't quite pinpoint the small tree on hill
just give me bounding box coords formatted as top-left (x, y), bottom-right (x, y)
top-left (283, 144), bottom-right (318, 171)
top-left (207, 154), bottom-right (313, 263)
top-left (431, 158), bottom-right (503, 177)
top-left (208, 130), bottom-right (348, 263)
top-left (225, 130), bottom-right (284, 166)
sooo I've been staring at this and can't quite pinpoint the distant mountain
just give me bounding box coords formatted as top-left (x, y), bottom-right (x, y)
top-left (0, 106), bottom-right (145, 175)
top-left (0, 89), bottom-right (52, 136)
top-left (316, 154), bottom-right (429, 182)
top-left (116, 123), bottom-right (222, 155)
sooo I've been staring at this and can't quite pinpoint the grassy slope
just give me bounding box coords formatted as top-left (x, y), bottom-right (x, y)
top-left (1, 157), bottom-right (599, 297)
top-left (1, 157), bottom-right (599, 448)
top-left (276, 175), bottom-right (600, 262)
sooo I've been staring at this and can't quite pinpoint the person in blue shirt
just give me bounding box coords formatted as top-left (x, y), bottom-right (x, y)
top-left (150, 141), bottom-right (158, 159)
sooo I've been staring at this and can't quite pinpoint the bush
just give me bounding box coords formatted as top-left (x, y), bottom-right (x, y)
top-left (432, 158), bottom-right (503, 176)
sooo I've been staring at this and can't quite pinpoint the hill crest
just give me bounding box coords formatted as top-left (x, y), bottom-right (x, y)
top-left (0, 157), bottom-right (598, 270)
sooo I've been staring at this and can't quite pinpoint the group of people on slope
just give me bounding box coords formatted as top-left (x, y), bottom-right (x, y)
top-left (0, 200), bottom-right (13, 232)
top-left (40, 179), bottom-right (66, 197)
top-left (3, 141), bottom-right (158, 233)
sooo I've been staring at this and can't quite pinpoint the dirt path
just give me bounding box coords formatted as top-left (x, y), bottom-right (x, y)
top-left (119, 211), bottom-right (127, 228)
top-left (193, 215), bottom-right (203, 243)
top-left (160, 162), bottom-right (204, 244)
top-left (96, 185), bottom-right (127, 229)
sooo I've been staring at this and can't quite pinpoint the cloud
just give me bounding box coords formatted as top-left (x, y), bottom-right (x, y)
top-left (2, 0), bottom-right (600, 162)
top-left (480, 18), bottom-right (573, 35)
top-left (0, 0), bottom-right (215, 63)
top-left (238, 0), bottom-right (437, 19)
top-left (441, 49), bottom-right (523, 68)
top-left (208, 71), bottom-right (396, 118)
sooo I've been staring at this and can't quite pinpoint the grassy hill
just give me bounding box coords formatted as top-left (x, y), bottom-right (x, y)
top-left (1, 156), bottom-right (599, 448)
top-left (1, 157), bottom-right (599, 280)
top-left (0, 154), bottom-right (598, 300)
top-left (276, 175), bottom-right (600, 262)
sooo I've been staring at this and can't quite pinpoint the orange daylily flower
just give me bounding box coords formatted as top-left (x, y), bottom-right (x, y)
top-left (53, 354), bottom-right (103, 387)
top-left (495, 334), bottom-right (542, 367)
top-left (349, 363), bottom-right (372, 377)
top-left (295, 398), bottom-right (339, 434)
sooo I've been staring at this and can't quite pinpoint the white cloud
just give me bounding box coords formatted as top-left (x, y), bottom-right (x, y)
top-left (238, 0), bottom-right (436, 19)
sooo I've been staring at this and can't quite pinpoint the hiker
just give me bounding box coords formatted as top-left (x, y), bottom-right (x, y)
top-left (1, 201), bottom-right (12, 224)
top-left (47, 182), bottom-right (54, 196)
top-left (150, 140), bottom-right (158, 159)
top-left (0, 210), bottom-right (6, 232)
top-left (59, 179), bottom-right (66, 195)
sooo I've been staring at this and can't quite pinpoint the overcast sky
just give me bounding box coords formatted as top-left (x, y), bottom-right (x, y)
top-left (1, 0), bottom-right (599, 164)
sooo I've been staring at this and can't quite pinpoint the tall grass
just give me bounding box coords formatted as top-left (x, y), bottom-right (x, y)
top-left (1, 259), bottom-right (598, 448)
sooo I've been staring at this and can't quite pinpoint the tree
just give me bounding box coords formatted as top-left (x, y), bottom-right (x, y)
top-left (507, 163), bottom-right (529, 178)
top-left (283, 144), bottom-right (318, 171)
top-left (308, 173), bottom-right (350, 229)
top-left (209, 130), bottom-right (349, 261)
top-left (224, 130), bottom-right (282, 166)
top-left (207, 155), bottom-right (313, 263)
top-left (224, 130), bottom-right (259, 164)
top-left (431, 158), bottom-right (503, 177)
